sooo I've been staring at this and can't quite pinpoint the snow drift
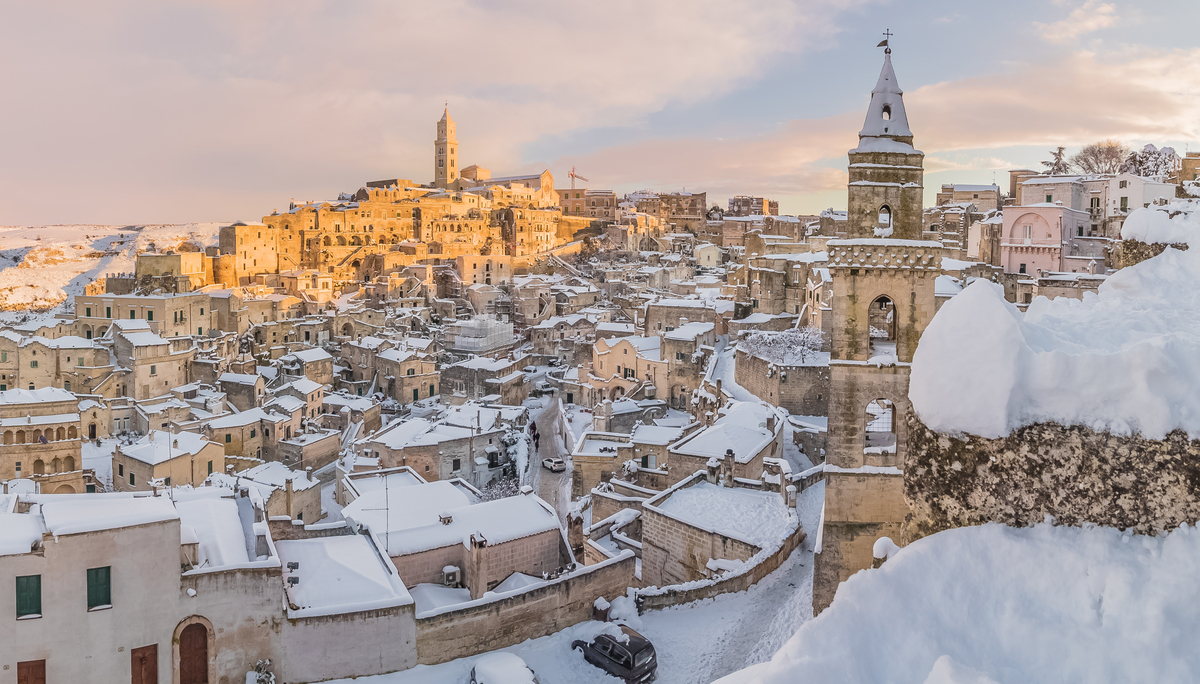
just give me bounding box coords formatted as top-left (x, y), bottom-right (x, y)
top-left (717, 523), bottom-right (1200, 684)
top-left (909, 245), bottom-right (1200, 439)
top-left (1120, 199), bottom-right (1200, 246)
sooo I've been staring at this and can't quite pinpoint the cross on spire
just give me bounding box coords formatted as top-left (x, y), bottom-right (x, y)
top-left (878, 29), bottom-right (892, 54)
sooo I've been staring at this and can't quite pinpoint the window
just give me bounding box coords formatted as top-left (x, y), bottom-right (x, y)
top-left (146, 311), bottom-right (153, 322)
top-left (77, 357), bottom-right (83, 365)
top-left (30, 360), bottom-right (37, 369)
top-left (164, 477), bottom-right (171, 487)
top-left (1045, 194), bottom-right (1052, 203)
top-left (1019, 263), bottom-right (1027, 274)
top-left (225, 434), bottom-right (231, 443)
top-left (118, 464), bottom-right (124, 476)
top-left (1078, 226), bottom-right (1084, 236)
top-left (1120, 196), bottom-right (1129, 211)
top-left (129, 310), bottom-right (136, 319)
top-left (413, 388), bottom-right (419, 402)
top-left (1119, 180), bottom-right (1128, 189)
top-left (129, 472), bottom-right (135, 486)
top-left (149, 365), bottom-right (156, 376)
top-left (16, 575), bottom-right (41, 618)
top-left (64, 381), bottom-right (70, 392)
top-left (199, 308), bottom-right (204, 315)
top-left (86, 307), bottom-right (91, 317)
top-left (198, 327), bottom-right (203, 335)
top-left (86, 566), bottom-right (111, 610)
top-left (106, 307), bottom-right (111, 318)
top-left (452, 458), bottom-right (461, 471)
top-left (250, 429), bottom-right (256, 438)
top-left (207, 460), bottom-right (213, 475)
top-left (1, 351), bottom-right (5, 362)
top-left (407, 368), bottom-right (415, 376)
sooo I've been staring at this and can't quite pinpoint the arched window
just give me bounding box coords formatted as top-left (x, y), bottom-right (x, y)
top-left (64, 455), bottom-right (75, 471)
top-left (336, 236), bottom-right (347, 246)
top-left (33, 459), bottom-right (44, 474)
top-left (322, 236), bottom-right (331, 247)
top-left (881, 104), bottom-right (892, 120)
top-left (878, 205), bottom-right (892, 227)
top-left (869, 295), bottom-right (896, 356)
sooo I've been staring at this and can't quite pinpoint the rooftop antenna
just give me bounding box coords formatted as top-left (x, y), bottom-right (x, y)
top-left (878, 29), bottom-right (892, 54)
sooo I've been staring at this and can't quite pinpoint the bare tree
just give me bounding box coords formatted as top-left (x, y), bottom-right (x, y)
top-left (1070, 140), bottom-right (1131, 175)
top-left (1041, 146), bottom-right (1071, 175)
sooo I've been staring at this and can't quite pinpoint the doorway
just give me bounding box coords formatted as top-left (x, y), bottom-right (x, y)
top-left (179, 623), bottom-right (208, 684)
top-left (131, 644), bottom-right (157, 684)
top-left (17, 661), bottom-right (45, 684)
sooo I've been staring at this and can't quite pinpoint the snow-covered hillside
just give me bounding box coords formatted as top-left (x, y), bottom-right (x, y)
top-left (718, 522), bottom-right (1200, 684)
top-left (0, 223), bottom-right (222, 321)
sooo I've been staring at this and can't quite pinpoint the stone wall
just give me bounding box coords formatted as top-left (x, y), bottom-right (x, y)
top-left (904, 410), bottom-right (1200, 538)
top-left (641, 495), bottom-right (761, 587)
top-left (414, 554), bottom-right (635, 665)
top-left (735, 348), bottom-right (830, 416)
top-left (638, 521), bottom-right (806, 612)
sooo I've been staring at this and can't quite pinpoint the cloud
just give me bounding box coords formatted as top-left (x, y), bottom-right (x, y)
top-left (1034, 0), bottom-right (1119, 44)
top-left (557, 47), bottom-right (1200, 214)
top-left (0, 0), bottom-right (864, 224)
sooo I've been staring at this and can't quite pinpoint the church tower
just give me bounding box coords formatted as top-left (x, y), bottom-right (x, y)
top-left (812, 43), bottom-right (941, 614)
top-left (434, 106), bottom-right (458, 189)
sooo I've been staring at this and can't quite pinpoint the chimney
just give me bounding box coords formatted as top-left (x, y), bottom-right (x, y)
top-left (285, 477), bottom-right (294, 518)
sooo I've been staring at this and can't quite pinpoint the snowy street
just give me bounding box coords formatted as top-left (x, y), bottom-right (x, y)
top-left (527, 398), bottom-right (573, 523)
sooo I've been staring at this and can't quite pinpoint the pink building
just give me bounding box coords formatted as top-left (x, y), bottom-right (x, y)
top-left (1001, 203), bottom-right (1101, 275)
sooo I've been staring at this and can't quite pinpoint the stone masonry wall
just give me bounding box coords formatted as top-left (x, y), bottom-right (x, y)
top-left (641, 502), bottom-right (760, 587)
top-left (904, 409), bottom-right (1200, 538)
top-left (414, 554), bottom-right (635, 665)
top-left (735, 348), bottom-right (830, 416)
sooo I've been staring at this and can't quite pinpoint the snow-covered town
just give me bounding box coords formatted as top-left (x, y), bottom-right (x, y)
top-left (4, 4), bottom-right (1200, 683)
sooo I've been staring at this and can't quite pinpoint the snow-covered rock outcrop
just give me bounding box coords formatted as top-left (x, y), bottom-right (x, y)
top-left (909, 245), bottom-right (1200, 440)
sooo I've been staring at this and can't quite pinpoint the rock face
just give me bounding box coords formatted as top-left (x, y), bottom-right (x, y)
top-left (1109, 238), bottom-right (1188, 269)
top-left (904, 409), bottom-right (1200, 538)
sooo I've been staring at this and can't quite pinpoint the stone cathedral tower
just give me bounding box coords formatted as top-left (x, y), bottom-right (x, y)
top-left (434, 106), bottom-right (458, 189)
top-left (812, 46), bottom-right (941, 614)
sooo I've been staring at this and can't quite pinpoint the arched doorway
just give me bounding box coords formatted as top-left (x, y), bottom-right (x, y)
top-left (53, 483), bottom-right (76, 494)
top-left (341, 322), bottom-right (354, 337)
top-left (173, 617), bottom-right (213, 684)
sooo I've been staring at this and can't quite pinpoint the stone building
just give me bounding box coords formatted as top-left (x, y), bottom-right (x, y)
top-left (934, 183), bottom-right (1002, 212)
top-left (112, 430), bottom-right (225, 491)
top-left (727, 195), bottom-right (779, 216)
top-left (0, 388), bottom-right (83, 485)
top-left (813, 47), bottom-right (942, 615)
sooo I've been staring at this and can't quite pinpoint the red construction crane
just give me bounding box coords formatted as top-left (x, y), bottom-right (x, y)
top-left (568, 166), bottom-right (589, 190)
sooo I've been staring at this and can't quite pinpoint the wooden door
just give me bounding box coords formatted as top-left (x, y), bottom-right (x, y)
top-left (131, 644), bottom-right (158, 684)
top-left (17, 661), bottom-right (46, 684)
top-left (179, 623), bottom-right (208, 684)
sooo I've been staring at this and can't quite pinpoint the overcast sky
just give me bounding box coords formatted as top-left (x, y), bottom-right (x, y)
top-left (2, 0), bottom-right (1199, 225)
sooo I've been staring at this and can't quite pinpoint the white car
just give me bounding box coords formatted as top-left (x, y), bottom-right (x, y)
top-left (470, 652), bottom-right (539, 684)
top-left (542, 457), bottom-right (566, 472)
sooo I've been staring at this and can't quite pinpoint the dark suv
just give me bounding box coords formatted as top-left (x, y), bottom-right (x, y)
top-left (572, 625), bottom-right (657, 683)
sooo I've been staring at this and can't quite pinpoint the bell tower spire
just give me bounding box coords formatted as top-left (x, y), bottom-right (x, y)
top-left (434, 103), bottom-right (458, 189)
top-left (845, 39), bottom-right (924, 240)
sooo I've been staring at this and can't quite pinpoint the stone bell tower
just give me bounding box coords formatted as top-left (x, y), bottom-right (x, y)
top-left (812, 41), bottom-right (942, 614)
top-left (434, 105), bottom-right (458, 189)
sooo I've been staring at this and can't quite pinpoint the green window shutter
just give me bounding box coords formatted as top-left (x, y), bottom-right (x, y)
top-left (87, 566), bottom-right (111, 609)
top-left (16, 575), bottom-right (41, 617)
top-left (225, 434), bottom-right (231, 443)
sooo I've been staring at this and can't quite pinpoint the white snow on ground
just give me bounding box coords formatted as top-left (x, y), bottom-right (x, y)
top-left (562, 403), bottom-right (593, 450)
top-left (332, 481), bottom-right (825, 684)
top-left (911, 246), bottom-right (1200, 439)
top-left (1121, 199), bottom-right (1200, 245)
top-left (718, 521), bottom-right (1200, 684)
top-left (0, 223), bottom-right (221, 317)
top-left (320, 479), bottom-right (344, 523)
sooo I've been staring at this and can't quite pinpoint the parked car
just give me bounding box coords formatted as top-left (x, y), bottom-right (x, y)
top-left (470, 652), bottom-right (539, 684)
top-left (572, 625), bottom-right (658, 683)
top-left (542, 457), bottom-right (566, 472)
top-left (523, 365), bottom-right (538, 373)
